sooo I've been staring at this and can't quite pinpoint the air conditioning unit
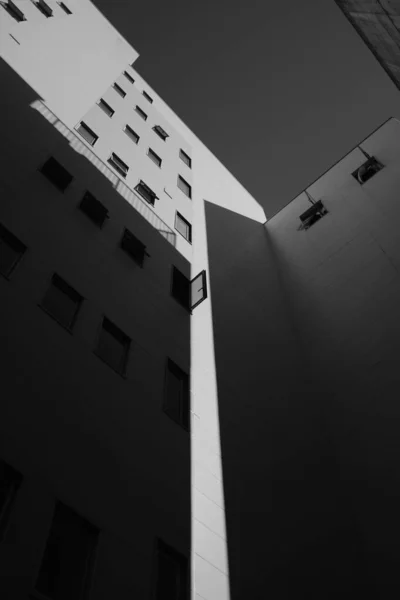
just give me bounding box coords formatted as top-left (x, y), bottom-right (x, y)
top-left (299, 200), bottom-right (328, 230)
top-left (352, 157), bottom-right (383, 184)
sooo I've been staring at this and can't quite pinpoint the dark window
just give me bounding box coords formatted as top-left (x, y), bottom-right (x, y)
top-left (34, 502), bottom-right (98, 600)
top-left (135, 106), bottom-right (147, 121)
top-left (40, 157), bottom-right (73, 192)
top-left (124, 125), bottom-right (139, 144)
top-left (299, 200), bottom-right (328, 230)
top-left (97, 99), bottom-right (114, 118)
top-left (79, 192), bottom-right (108, 228)
top-left (0, 461), bottom-right (22, 541)
top-left (113, 83), bottom-right (126, 98)
top-left (0, 223), bottom-right (26, 278)
top-left (175, 212), bottom-right (192, 243)
top-left (34, 0), bottom-right (53, 17)
top-left (153, 125), bottom-right (168, 141)
top-left (123, 71), bottom-right (135, 84)
top-left (76, 122), bottom-right (98, 146)
top-left (41, 274), bottom-right (83, 331)
top-left (95, 317), bottom-right (130, 376)
top-left (164, 359), bottom-right (189, 430)
top-left (179, 149), bottom-right (191, 169)
top-left (142, 90), bottom-right (153, 104)
top-left (107, 153), bottom-right (129, 178)
top-left (172, 267), bottom-right (207, 311)
top-left (148, 148), bottom-right (162, 168)
top-left (352, 157), bottom-right (383, 185)
top-left (134, 180), bottom-right (158, 206)
top-left (156, 539), bottom-right (188, 600)
top-left (120, 228), bottom-right (147, 267)
top-left (57, 1), bottom-right (72, 14)
top-left (1, 0), bottom-right (25, 21)
top-left (177, 175), bottom-right (191, 199)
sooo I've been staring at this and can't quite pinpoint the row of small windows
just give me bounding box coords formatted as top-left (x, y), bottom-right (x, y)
top-left (1, 0), bottom-right (71, 21)
top-left (0, 460), bottom-right (188, 598)
top-left (121, 69), bottom-right (154, 104)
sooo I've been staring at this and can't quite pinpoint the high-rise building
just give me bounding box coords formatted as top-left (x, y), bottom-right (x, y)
top-left (2, 1), bottom-right (400, 599)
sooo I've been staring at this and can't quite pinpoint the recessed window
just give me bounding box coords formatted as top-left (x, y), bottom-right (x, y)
top-left (179, 149), bottom-right (192, 169)
top-left (57, 1), bottom-right (72, 14)
top-left (34, 502), bottom-right (98, 600)
top-left (40, 157), bottom-right (73, 192)
top-left (135, 106), bottom-right (147, 121)
top-left (175, 212), bottom-right (192, 243)
top-left (153, 125), bottom-right (168, 141)
top-left (97, 99), bottom-right (114, 118)
top-left (177, 175), bottom-right (192, 199)
top-left (134, 180), bottom-right (158, 206)
top-left (164, 359), bottom-right (189, 430)
top-left (79, 191), bottom-right (108, 228)
top-left (108, 153), bottom-right (129, 178)
top-left (142, 90), bottom-right (153, 104)
top-left (120, 228), bottom-right (147, 267)
top-left (147, 148), bottom-right (162, 168)
top-left (0, 460), bottom-right (22, 541)
top-left (123, 71), bottom-right (135, 84)
top-left (352, 157), bottom-right (383, 184)
top-left (41, 274), bottom-right (83, 331)
top-left (34, 0), bottom-right (53, 17)
top-left (171, 267), bottom-right (190, 310)
top-left (124, 124), bottom-right (139, 144)
top-left (76, 122), bottom-right (98, 146)
top-left (95, 317), bottom-right (130, 376)
top-left (2, 0), bottom-right (25, 21)
top-left (155, 539), bottom-right (188, 600)
top-left (299, 200), bottom-right (328, 230)
top-left (113, 83), bottom-right (126, 98)
top-left (0, 223), bottom-right (26, 279)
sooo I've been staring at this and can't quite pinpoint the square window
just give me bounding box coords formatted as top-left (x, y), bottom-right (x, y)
top-left (79, 192), bottom-right (108, 228)
top-left (2, 0), bottom-right (26, 21)
top-left (76, 122), bottom-right (98, 146)
top-left (155, 539), bottom-right (188, 600)
top-left (108, 153), bottom-right (129, 178)
top-left (177, 175), bottom-right (191, 199)
top-left (179, 149), bottom-right (192, 169)
top-left (171, 267), bottom-right (190, 310)
top-left (34, 0), bottom-right (53, 17)
top-left (120, 228), bottom-right (147, 267)
top-left (135, 106), bottom-right (147, 121)
top-left (147, 148), bottom-right (162, 168)
top-left (41, 274), bottom-right (83, 331)
top-left (0, 460), bottom-right (22, 541)
top-left (57, 1), bottom-right (72, 14)
top-left (175, 212), bottom-right (192, 243)
top-left (134, 180), bottom-right (158, 206)
top-left (299, 200), bottom-right (328, 230)
top-left (113, 83), bottom-right (126, 98)
top-left (123, 71), bottom-right (135, 84)
top-left (34, 502), bottom-right (98, 600)
top-left (164, 359), bottom-right (189, 430)
top-left (153, 125), bottom-right (168, 141)
top-left (98, 99), bottom-right (114, 118)
top-left (40, 157), bottom-right (73, 192)
top-left (352, 157), bottom-right (383, 184)
top-left (124, 125), bottom-right (139, 144)
top-left (0, 223), bottom-right (26, 278)
top-left (142, 90), bottom-right (153, 104)
top-left (95, 317), bottom-right (130, 376)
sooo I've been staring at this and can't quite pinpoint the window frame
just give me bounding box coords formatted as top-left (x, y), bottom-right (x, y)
top-left (0, 223), bottom-right (26, 279)
top-left (179, 149), bottom-right (192, 169)
top-left (154, 538), bottom-right (189, 600)
top-left (124, 124), bottom-right (140, 144)
top-left (97, 98), bottom-right (115, 118)
top-left (120, 228), bottom-right (148, 268)
top-left (134, 180), bottom-right (158, 206)
top-left (107, 152), bottom-right (129, 178)
top-left (147, 148), bottom-right (162, 168)
top-left (2, 0), bottom-right (26, 21)
top-left (94, 316), bottom-right (131, 377)
top-left (40, 273), bottom-right (83, 332)
top-left (152, 125), bottom-right (169, 141)
top-left (175, 212), bottom-right (192, 243)
top-left (164, 358), bottom-right (189, 430)
top-left (142, 90), bottom-right (153, 104)
top-left (299, 200), bottom-right (328, 230)
top-left (352, 156), bottom-right (383, 185)
top-left (123, 71), bottom-right (135, 84)
top-left (177, 175), bottom-right (192, 199)
top-left (39, 157), bottom-right (73, 192)
top-left (75, 122), bottom-right (98, 147)
top-left (79, 191), bottom-right (109, 228)
top-left (34, 0), bottom-right (53, 17)
top-left (112, 82), bottom-right (127, 98)
top-left (135, 105), bottom-right (148, 121)
top-left (57, 1), bottom-right (72, 14)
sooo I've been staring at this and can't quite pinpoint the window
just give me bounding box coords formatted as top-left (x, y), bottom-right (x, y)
top-left (107, 153), bottom-right (129, 178)
top-left (1, 0), bottom-right (26, 21)
top-left (177, 175), bottom-right (192, 199)
top-left (135, 106), bottom-right (147, 121)
top-left (142, 90), bottom-right (153, 104)
top-left (124, 124), bottom-right (139, 144)
top-left (147, 148), bottom-right (162, 168)
top-left (175, 212), bottom-right (192, 243)
top-left (76, 122), bottom-right (98, 146)
top-left (57, 1), bottom-right (72, 14)
top-left (41, 274), bottom-right (83, 331)
top-left (95, 317), bottom-right (130, 376)
top-left (120, 228), bottom-right (147, 267)
top-left (171, 267), bottom-right (207, 311)
top-left (0, 223), bottom-right (26, 278)
top-left (34, 0), bottom-right (53, 17)
top-left (164, 359), bottom-right (189, 430)
top-left (0, 460), bottom-right (22, 541)
top-left (40, 157), bottom-right (73, 192)
top-left (123, 71), bottom-right (135, 84)
top-left (153, 125), bottom-right (169, 141)
top-left (352, 156), bottom-right (383, 184)
top-left (155, 539), bottom-right (188, 600)
top-left (34, 502), bottom-right (98, 600)
top-left (113, 83), bottom-right (126, 98)
top-left (134, 180), bottom-right (158, 206)
top-left (299, 200), bottom-right (328, 230)
top-left (179, 149), bottom-right (192, 169)
top-left (79, 191), bottom-right (108, 228)
top-left (97, 99), bottom-right (114, 118)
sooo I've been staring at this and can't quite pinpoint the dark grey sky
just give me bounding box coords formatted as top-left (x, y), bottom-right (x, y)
top-left (94, 0), bottom-right (400, 217)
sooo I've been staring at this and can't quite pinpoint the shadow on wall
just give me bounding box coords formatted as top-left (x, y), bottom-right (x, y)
top-left (204, 200), bottom-right (378, 599)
